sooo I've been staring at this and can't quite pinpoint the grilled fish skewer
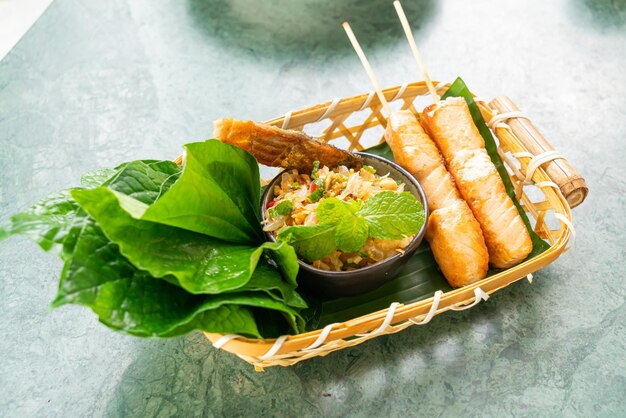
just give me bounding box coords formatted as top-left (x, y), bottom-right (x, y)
top-left (421, 97), bottom-right (532, 269)
top-left (213, 118), bottom-right (362, 173)
top-left (342, 20), bottom-right (488, 287)
top-left (385, 110), bottom-right (489, 287)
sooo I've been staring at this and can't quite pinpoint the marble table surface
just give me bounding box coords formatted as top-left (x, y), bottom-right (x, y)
top-left (1, 0), bottom-right (624, 416)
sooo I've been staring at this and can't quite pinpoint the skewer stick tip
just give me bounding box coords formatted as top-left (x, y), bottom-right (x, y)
top-left (393, 0), bottom-right (440, 103)
top-left (342, 21), bottom-right (392, 114)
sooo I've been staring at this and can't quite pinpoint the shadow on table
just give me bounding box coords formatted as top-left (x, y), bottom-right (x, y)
top-left (568, 0), bottom-right (626, 29)
top-left (103, 279), bottom-right (548, 417)
top-left (185, 0), bottom-right (437, 60)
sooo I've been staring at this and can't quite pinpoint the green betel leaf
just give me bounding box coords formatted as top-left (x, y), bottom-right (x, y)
top-left (141, 140), bottom-right (263, 244)
top-left (238, 263), bottom-right (307, 309)
top-left (358, 191), bottom-right (425, 240)
top-left (258, 240), bottom-right (299, 287)
top-left (335, 215), bottom-right (368, 253)
top-left (80, 152), bottom-right (299, 288)
top-left (0, 190), bottom-right (87, 259)
top-left (158, 306), bottom-right (258, 338)
top-left (277, 224), bottom-right (336, 262)
top-left (80, 168), bottom-right (118, 188)
top-left (52, 220), bottom-right (262, 338)
top-left (0, 158), bottom-right (184, 258)
top-left (104, 160), bottom-right (182, 205)
top-left (71, 187), bottom-right (298, 294)
top-left (0, 163), bottom-right (128, 258)
top-left (1, 142), bottom-right (306, 338)
top-left (224, 292), bottom-right (306, 334)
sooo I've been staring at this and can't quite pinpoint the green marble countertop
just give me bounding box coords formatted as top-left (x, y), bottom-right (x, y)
top-left (1, 0), bottom-right (625, 416)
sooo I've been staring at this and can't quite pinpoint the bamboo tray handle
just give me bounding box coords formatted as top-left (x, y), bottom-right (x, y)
top-left (488, 96), bottom-right (588, 208)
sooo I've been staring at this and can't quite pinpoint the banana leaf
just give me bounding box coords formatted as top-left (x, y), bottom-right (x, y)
top-left (314, 77), bottom-right (549, 327)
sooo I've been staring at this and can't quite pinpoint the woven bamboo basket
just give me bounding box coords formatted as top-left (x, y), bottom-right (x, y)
top-left (195, 81), bottom-right (580, 371)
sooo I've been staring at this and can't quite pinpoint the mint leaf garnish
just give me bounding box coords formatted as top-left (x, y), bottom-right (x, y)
top-left (276, 224), bottom-right (336, 262)
top-left (277, 191), bottom-right (424, 263)
top-left (317, 198), bottom-right (368, 252)
top-left (359, 191), bottom-right (424, 240)
top-left (317, 198), bottom-right (355, 225)
top-left (335, 215), bottom-right (368, 253)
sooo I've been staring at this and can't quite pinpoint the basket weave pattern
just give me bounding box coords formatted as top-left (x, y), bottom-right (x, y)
top-left (203, 81), bottom-right (574, 370)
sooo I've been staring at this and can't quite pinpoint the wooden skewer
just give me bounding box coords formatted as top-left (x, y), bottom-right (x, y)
top-left (342, 22), bottom-right (392, 115)
top-left (393, 0), bottom-right (440, 103)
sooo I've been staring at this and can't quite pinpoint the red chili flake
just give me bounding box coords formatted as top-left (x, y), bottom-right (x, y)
top-left (267, 200), bottom-right (276, 208)
top-left (309, 183), bottom-right (318, 193)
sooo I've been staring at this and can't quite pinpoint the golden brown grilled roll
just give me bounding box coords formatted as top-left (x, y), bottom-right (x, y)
top-left (385, 110), bottom-right (489, 286)
top-left (422, 97), bottom-right (532, 269)
top-left (425, 202), bottom-right (491, 288)
top-left (385, 110), bottom-right (460, 211)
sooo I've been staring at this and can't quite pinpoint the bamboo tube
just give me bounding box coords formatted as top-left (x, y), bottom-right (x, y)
top-left (489, 96), bottom-right (588, 208)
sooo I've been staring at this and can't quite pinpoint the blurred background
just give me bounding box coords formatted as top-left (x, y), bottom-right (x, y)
top-left (0, 0), bottom-right (53, 60)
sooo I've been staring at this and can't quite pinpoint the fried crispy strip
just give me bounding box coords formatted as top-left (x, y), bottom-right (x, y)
top-left (213, 118), bottom-right (362, 173)
top-left (385, 110), bottom-right (488, 287)
top-left (422, 97), bottom-right (532, 269)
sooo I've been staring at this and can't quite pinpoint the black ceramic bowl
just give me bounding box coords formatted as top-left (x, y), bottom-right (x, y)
top-left (261, 153), bottom-right (429, 298)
